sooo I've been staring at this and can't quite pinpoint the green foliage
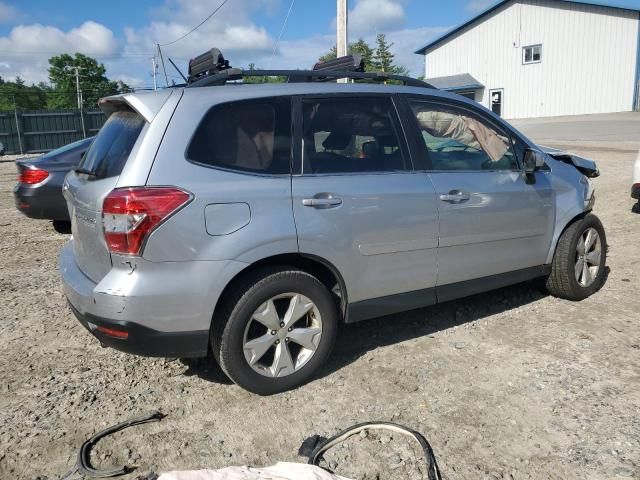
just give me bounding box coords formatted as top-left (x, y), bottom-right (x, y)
top-left (243, 63), bottom-right (287, 84)
top-left (0, 53), bottom-right (131, 112)
top-left (318, 35), bottom-right (409, 76)
top-left (47, 53), bottom-right (131, 109)
top-left (0, 76), bottom-right (48, 110)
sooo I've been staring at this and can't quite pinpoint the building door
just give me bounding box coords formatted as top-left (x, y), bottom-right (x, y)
top-left (490, 89), bottom-right (503, 116)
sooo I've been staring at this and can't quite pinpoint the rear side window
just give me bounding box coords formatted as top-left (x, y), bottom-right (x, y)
top-left (187, 99), bottom-right (292, 175)
top-left (79, 110), bottom-right (145, 179)
top-left (302, 97), bottom-right (408, 174)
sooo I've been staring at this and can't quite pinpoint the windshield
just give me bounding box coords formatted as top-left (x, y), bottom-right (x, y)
top-left (79, 110), bottom-right (145, 179)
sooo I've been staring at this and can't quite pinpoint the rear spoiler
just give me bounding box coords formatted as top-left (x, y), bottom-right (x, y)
top-left (98, 89), bottom-right (175, 123)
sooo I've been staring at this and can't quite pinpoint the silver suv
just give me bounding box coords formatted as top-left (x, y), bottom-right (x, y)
top-left (60, 59), bottom-right (606, 394)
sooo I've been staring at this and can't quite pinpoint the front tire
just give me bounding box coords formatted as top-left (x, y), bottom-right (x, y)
top-left (545, 213), bottom-right (607, 301)
top-left (213, 267), bottom-right (338, 395)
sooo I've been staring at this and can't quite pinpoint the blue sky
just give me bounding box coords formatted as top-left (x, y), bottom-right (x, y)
top-left (1, 0), bottom-right (639, 87)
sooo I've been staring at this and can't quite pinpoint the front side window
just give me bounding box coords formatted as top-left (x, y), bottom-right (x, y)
top-left (409, 101), bottom-right (519, 171)
top-left (523, 44), bottom-right (542, 64)
top-left (187, 98), bottom-right (291, 175)
top-left (302, 97), bottom-right (408, 174)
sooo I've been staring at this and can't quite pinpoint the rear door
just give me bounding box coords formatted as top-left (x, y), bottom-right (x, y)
top-left (291, 95), bottom-right (440, 319)
top-left (63, 110), bottom-right (146, 282)
top-left (403, 97), bottom-right (554, 293)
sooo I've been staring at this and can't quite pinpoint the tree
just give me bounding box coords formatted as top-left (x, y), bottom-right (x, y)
top-left (243, 63), bottom-right (286, 84)
top-left (47, 53), bottom-right (131, 109)
top-left (372, 34), bottom-right (409, 76)
top-left (318, 36), bottom-right (409, 76)
top-left (318, 38), bottom-right (376, 71)
top-left (0, 76), bottom-right (48, 110)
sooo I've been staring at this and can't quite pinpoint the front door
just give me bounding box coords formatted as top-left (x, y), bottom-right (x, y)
top-left (291, 95), bottom-right (440, 320)
top-left (490, 89), bottom-right (503, 116)
top-left (404, 98), bottom-right (554, 297)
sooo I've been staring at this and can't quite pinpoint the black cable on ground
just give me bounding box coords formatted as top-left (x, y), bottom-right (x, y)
top-left (59, 411), bottom-right (165, 479)
top-left (307, 422), bottom-right (442, 480)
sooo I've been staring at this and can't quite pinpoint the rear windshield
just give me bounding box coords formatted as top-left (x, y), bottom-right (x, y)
top-left (79, 110), bottom-right (145, 179)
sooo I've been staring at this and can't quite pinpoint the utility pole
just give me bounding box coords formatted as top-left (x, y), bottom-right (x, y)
top-left (151, 56), bottom-right (158, 91)
top-left (64, 65), bottom-right (83, 109)
top-left (71, 66), bottom-right (82, 109)
top-left (337, 0), bottom-right (348, 83)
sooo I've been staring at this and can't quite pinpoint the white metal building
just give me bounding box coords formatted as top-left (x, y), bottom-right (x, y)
top-left (415, 0), bottom-right (640, 119)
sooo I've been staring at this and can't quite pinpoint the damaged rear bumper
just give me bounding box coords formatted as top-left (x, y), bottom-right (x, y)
top-left (59, 241), bottom-right (246, 358)
top-left (68, 302), bottom-right (208, 357)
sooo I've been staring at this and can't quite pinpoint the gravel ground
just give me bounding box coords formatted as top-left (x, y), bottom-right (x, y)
top-left (0, 128), bottom-right (639, 480)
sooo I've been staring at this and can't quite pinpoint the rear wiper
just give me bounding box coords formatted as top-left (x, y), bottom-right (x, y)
top-left (74, 167), bottom-right (96, 177)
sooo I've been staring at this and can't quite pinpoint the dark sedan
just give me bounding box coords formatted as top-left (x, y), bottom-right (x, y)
top-left (13, 136), bottom-right (94, 223)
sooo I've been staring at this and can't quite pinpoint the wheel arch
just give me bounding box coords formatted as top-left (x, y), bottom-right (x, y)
top-left (546, 209), bottom-right (591, 264)
top-left (211, 253), bottom-right (348, 333)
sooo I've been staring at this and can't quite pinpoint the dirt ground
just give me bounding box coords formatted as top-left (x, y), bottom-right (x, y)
top-left (0, 117), bottom-right (639, 480)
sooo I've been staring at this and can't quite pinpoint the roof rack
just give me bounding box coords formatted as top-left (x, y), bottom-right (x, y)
top-left (186, 48), bottom-right (435, 89)
top-left (188, 69), bottom-right (434, 89)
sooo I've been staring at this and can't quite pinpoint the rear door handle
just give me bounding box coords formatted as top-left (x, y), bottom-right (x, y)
top-left (439, 190), bottom-right (471, 203)
top-left (302, 197), bottom-right (342, 208)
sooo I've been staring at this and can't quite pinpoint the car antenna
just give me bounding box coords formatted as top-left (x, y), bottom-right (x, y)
top-left (168, 58), bottom-right (188, 83)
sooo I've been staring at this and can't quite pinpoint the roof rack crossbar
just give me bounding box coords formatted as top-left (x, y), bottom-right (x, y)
top-left (188, 69), bottom-right (435, 89)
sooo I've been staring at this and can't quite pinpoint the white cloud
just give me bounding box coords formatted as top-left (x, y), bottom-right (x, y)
top-left (466, 0), bottom-right (497, 13)
top-left (0, 0), bottom-right (449, 89)
top-left (124, 0), bottom-right (278, 69)
top-left (348, 0), bottom-right (407, 36)
top-left (0, 21), bottom-right (120, 84)
top-left (0, 1), bottom-right (19, 24)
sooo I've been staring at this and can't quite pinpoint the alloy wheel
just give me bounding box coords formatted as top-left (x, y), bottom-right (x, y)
top-left (575, 227), bottom-right (602, 287)
top-left (242, 293), bottom-right (323, 378)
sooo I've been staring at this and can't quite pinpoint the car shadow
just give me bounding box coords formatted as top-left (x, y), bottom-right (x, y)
top-left (180, 280), bottom-right (552, 387)
top-left (52, 220), bottom-right (72, 234)
top-left (320, 281), bottom-right (550, 378)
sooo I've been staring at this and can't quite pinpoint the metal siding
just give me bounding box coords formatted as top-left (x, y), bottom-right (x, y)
top-left (424, 0), bottom-right (639, 118)
top-left (0, 109), bottom-right (105, 154)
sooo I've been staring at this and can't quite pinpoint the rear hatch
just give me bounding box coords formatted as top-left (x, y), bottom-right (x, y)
top-left (64, 109), bottom-right (146, 282)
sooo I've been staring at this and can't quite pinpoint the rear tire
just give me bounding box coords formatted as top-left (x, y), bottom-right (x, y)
top-left (212, 267), bottom-right (338, 395)
top-left (545, 213), bottom-right (607, 301)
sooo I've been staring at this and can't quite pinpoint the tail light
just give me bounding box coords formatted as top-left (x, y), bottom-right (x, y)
top-left (20, 167), bottom-right (49, 184)
top-left (102, 187), bottom-right (191, 256)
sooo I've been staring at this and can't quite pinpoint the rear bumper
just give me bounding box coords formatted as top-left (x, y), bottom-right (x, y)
top-left (13, 178), bottom-right (70, 221)
top-left (59, 241), bottom-right (248, 358)
top-left (68, 302), bottom-right (209, 357)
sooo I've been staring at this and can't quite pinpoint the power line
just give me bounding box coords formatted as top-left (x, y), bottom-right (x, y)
top-left (0, 50), bottom-right (153, 58)
top-left (268, 0), bottom-right (296, 68)
top-left (159, 0), bottom-right (230, 47)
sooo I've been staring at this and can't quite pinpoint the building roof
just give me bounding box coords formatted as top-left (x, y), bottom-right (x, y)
top-left (425, 73), bottom-right (484, 91)
top-left (414, 0), bottom-right (640, 55)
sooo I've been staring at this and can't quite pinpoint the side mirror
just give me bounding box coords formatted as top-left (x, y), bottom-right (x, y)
top-left (524, 149), bottom-right (546, 174)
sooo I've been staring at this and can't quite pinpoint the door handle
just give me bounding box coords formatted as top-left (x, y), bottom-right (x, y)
top-left (302, 197), bottom-right (342, 208)
top-left (439, 190), bottom-right (471, 203)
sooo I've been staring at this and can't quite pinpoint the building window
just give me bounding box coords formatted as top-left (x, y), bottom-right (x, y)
top-left (523, 44), bottom-right (542, 64)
